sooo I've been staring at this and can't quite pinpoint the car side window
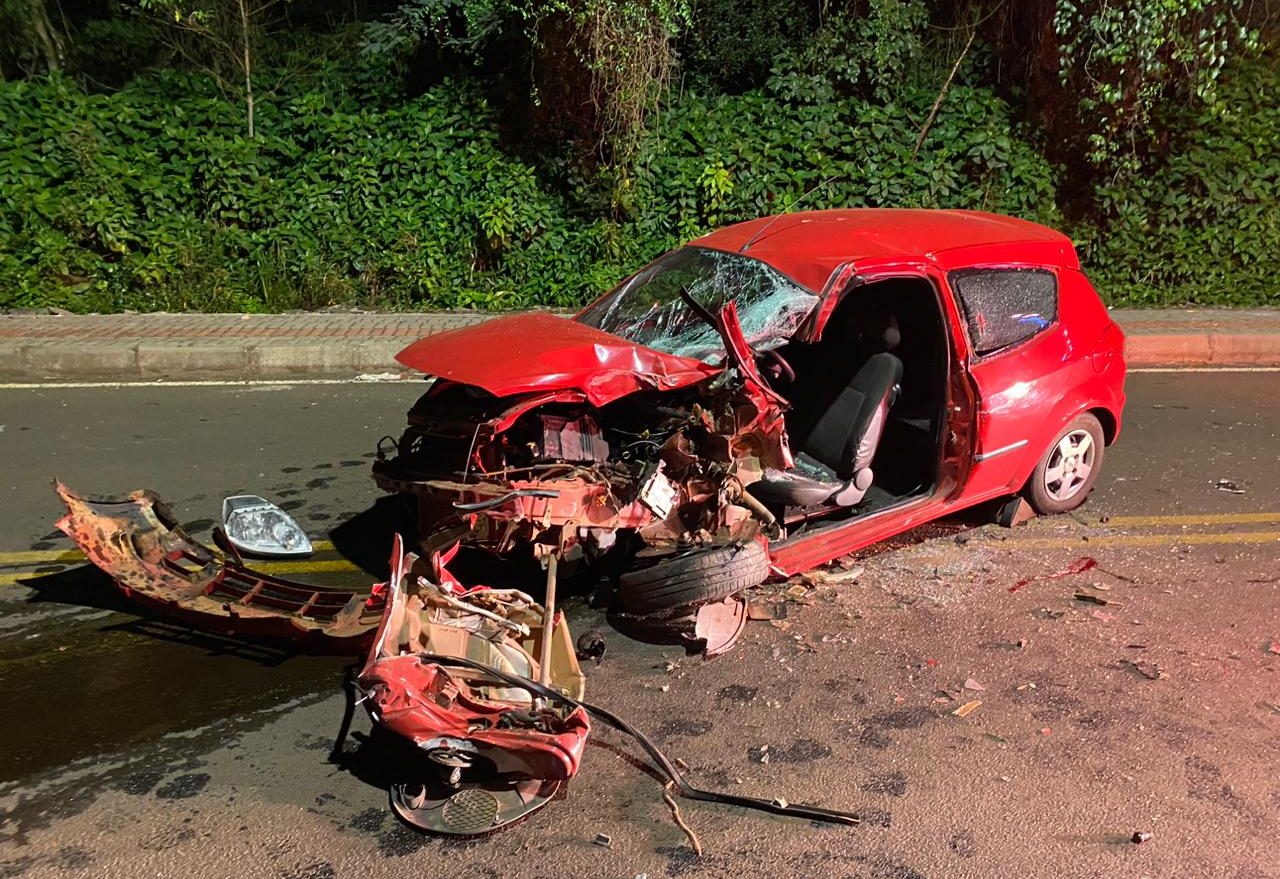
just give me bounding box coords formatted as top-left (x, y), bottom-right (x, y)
top-left (950, 268), bottom-right (1058, 357)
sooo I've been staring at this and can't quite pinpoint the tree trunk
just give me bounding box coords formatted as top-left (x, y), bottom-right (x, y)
top-left (236, 0), bottom-right (255, 138)
top-left (21, 0), bottom-right (65, 73)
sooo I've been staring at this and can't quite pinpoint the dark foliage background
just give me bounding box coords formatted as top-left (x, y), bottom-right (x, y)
top-left (1, 0), bottom-right (1276, 312)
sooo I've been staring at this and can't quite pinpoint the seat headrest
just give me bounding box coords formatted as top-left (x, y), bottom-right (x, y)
top-left (881, 314), bottom-right (901, 351)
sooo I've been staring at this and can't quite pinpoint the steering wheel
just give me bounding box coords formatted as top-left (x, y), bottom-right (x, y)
top-left (761, 348), bottom-right (795, 384)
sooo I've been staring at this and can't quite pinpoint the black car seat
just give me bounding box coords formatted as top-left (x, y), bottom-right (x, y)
top-left (748, 318), bottom-right (903, 508)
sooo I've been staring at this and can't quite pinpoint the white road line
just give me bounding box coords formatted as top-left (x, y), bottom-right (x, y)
top-left (0, 376), bottom-right (416, 390)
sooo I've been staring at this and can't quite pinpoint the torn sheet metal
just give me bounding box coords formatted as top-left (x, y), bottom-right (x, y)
top-left (54, 483), bottom-right (379, 650)
top-left (359, 536), bottom-right (590, 834)
top-left (394, 313), bottom-right (720, 407)
top-left (607, 595), bottom-right (749, 658)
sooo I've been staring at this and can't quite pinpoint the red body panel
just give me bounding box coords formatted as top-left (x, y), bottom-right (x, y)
top-left (395, 209), bottom-right (1127, 576)
top-left (692, 209), bottom-right (1078, 292)
top-left (361, 655), bottom-right (590, 780)
top-left (395, 312), bottom-right (720, 406)
top-left (359, 536), bottom-right (591, 782)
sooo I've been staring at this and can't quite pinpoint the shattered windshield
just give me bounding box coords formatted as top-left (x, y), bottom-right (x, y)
top-left (577, 247), bottom-right (820, 362)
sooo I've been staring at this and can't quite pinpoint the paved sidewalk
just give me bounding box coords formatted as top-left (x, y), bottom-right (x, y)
top-left (0, 307), bottom-right (1277, 381)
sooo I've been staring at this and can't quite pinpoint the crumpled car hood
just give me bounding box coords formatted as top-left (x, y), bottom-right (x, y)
top-left (395, 313), bottom-right (721, 406)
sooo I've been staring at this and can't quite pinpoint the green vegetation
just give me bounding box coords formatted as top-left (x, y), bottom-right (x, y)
top-left (0, 1), bottom-right (1275, 312)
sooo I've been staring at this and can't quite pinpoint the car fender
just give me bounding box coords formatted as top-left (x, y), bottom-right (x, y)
top-left (1006, 375), bottom-right (1124, 491)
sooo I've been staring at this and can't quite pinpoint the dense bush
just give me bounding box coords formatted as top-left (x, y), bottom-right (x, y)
top-left (1, 44), bottom-right (1276, 312)
top-left (1079, 58), bottom-right (1280, 306)
top-left (0, 62), bottom-right (1064, 313)
top-left (0, 66), bottom-right (629, 312)
top-left (631, 80), bottom-right (1060, 247)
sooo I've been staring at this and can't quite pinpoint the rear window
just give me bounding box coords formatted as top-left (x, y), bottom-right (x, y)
top-left (950, 268), bottom-right (1058, 356)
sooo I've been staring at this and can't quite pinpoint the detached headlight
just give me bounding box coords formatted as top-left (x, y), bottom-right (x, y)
top-left (221, 495), bottom-right (313, 558)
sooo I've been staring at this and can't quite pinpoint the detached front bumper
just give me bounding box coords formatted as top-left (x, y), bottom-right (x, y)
top-left (55, 482), bottom-right (380, 650)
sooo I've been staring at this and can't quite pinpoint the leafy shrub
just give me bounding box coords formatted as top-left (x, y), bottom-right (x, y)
top-left (4, 49), bottom-right (1273, 313)
top-left (0, 69), bottom-right (627, 311)
top-left (678, 0), bottom-right (815, 92)
top-left (1077, 57), bottom-right (1280, 306)
top-left (630, 80), bottom-right (1061, 250)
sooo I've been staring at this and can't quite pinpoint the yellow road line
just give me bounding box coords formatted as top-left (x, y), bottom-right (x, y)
top-left (0, 557), bottom-right (364, 588)
top-left (251, 559), bottom-right (363, 575)
top-left (0, 549), bottom-right (88, 565)
top-left (1101, 512), bottom-right (1280, 527)
top-left (2, 512), bottom-right (1274, 568)
top-left (5, 530), bottom-right (1279, 590)
top-left (0, 539), bottom-right (337, 567)
top-left (1005, 530), bottom-right (1280, 550)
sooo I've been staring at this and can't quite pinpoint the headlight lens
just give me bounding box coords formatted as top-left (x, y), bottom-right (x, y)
top-left (221, 495), bottom-right (313, 558)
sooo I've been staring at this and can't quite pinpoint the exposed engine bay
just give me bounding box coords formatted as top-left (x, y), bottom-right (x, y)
top-left (372, 367), bottom-right (786, 570)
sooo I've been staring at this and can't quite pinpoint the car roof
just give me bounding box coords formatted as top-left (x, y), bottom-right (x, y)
top-left (691, 208), bottom-right (1079, 292)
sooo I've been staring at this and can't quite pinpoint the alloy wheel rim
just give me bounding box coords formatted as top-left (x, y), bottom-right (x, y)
top-left (1043, 429), bottom-right (1095, 502)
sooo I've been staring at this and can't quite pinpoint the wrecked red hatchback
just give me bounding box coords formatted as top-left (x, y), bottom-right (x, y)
top-left (374, 208), bottom-right (1127, 619)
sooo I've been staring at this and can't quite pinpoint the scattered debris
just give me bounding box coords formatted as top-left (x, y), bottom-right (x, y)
top-left (1131, 831), bottom-right (1152, 844)
top-left (952, 700), bottom-right (982, 718)
top-left (981, 638), bottom-right (1028, 650)
top-left (963, 677), bottom-right (986, 692)
top-left (1016, 682), bottom-right (1037, 691)
top-left (365, 537), bottom-right (589, 836)
top-left (1267, 640), bottom-right (1280, 656)
top-left (995, 496), bottom-right (1037, 528)
top-left (747, 600), bottom-right (788, 621)
top-left (1090, 609), bottom-right (1116, 623)
top-left (1123, 659), bottom-right (1168, 680)
top-left (802, 565), bottom-right (865, 586)
top-left (1074, 592), bottom-right (1114, 606)
top-left (983, 733), bottom-right (1008, 745)
top-left (1009, 557), bottom-right (1097, 593)
top-left (663, 781), bottom-right (703, 857)
top-left (221, 494), bottom-right (313, 558)
top-left (593, 833), bottom-right (613, 848)
top-left (1215, 479), bottom-right (1245, 494)
top-left (576, 630), bottom-right (607, 665)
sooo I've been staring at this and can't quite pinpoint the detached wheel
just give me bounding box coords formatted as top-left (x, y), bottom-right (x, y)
top-left (1025, 413), bottom-right (1105, 515)
top-left (618, 541), bottom-right (770, 614)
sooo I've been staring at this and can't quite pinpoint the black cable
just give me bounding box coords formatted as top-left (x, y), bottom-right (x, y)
top-left (452, 488), bottom-right (561, 512)
top-left (414, 653), bottom-right (860, 826)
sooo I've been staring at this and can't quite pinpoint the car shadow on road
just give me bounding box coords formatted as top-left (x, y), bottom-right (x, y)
top-left (20, 565), bottom-right (306, 666)
top-left (328, 494), bottom-right (418, 580)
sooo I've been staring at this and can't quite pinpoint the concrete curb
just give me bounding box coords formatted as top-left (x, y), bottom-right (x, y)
top-left (1124, 334), bottom-right (1280, 367)
top-left (0, 339), bottom-right (418, 382)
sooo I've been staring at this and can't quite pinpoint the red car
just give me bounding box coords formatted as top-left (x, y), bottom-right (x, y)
top-left (375, 209), bottom-right (1126, 616)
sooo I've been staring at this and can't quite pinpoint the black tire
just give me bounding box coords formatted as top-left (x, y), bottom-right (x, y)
top-left (618, 541), bottom-right (770, 614)
top-left (1024, 413), bottom-right (1106, 515)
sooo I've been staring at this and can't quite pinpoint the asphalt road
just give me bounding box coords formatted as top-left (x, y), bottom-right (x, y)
top-left (1, 372), bottom-right (1278, 879)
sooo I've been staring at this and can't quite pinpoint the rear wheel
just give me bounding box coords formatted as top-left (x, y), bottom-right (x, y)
top-left (1024, 413), bottom-right (1105, 515)
top-left (618, 541), bottom-right (770, 614)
